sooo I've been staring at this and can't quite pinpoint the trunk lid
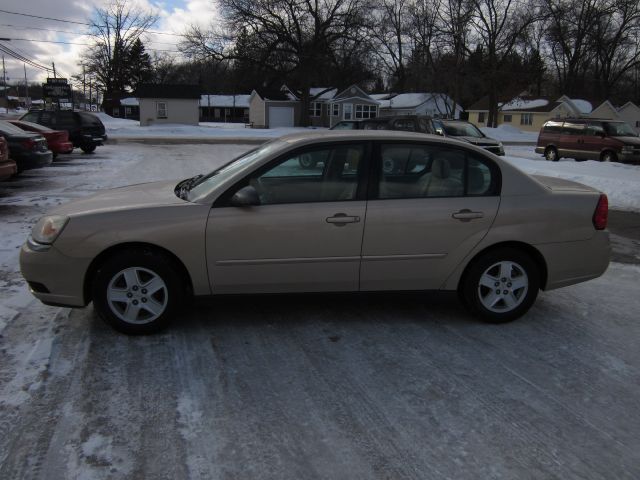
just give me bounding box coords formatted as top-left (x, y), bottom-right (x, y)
top-left (532, 174), bottom-right (599, 193)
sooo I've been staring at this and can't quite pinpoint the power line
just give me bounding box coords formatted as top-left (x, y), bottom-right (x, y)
top-left (6, 38), bottom-right (182, 53)
top-left (0, 25), bottom-right (183, 45)
top-left (0, 8), bottom-right (186, 37)
top-left (0, 43), bottom-right (52, 72)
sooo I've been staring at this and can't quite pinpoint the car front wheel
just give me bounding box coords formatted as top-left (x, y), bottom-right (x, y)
top-left (92, 249), bottom-right (184, 334)
top-left (600, 151), bottom-right (617, 162)
top-left (461, 248), bottom-right (540, 323)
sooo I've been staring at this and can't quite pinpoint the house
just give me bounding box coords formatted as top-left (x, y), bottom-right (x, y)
top-left (617, 102), bottom-right (640, 131)
top-left (249, 84), bottom-right (380, 128)
top-left (377, 93), bottom-right (462, 119)
top-left (103, 94), bottom-right (140, 120)
top-left (327, 85), bottom-right (380, 127)
top-left (468, 94), bottom-right (597, 132)
top-left (249, 87), bottom-right (300, 128)
top-left (136, 84), bottom-right (200, 126)
top-left (200, 94), bottom-right (251, 122)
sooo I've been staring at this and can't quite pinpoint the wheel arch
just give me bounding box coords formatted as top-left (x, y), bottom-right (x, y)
top-left (83, 242), bottom-right (194, 304)
top-left (457, 241), bottom-right (548, 292)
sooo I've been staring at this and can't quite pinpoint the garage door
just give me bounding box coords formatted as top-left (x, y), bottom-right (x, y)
top-left (269, 106), bottom-right (294, 128)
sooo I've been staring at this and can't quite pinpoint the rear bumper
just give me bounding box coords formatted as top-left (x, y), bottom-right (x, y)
top-left (0, 160), bottom-right (18, 180)
top-left (536, 231), bottom-right (610, 290)
top-left (15, 151), bottom-right (53, 171)
top-left (51, 141), bottom-right (74, 154)
top-left (20, 237), bottom-right (89, 307)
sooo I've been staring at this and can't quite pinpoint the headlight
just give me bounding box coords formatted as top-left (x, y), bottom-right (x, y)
top-left (31, 215), bottom-right (69, 244)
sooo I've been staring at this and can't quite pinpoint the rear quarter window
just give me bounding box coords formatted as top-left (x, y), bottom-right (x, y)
top-left (542, 121), bottom-right (563, 134)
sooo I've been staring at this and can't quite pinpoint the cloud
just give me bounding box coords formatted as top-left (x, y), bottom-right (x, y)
top-left (0, 0), bottom-right (218, 86)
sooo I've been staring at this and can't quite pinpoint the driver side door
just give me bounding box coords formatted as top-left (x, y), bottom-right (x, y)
top-left (205, 142), bottom-right (369, 294)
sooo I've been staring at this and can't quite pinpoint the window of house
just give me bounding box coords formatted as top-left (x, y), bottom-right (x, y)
top-left (125, 107), bottom-right (132, 115)
top-left (331, 103), bottom-right (339, 116)
top-left (520, 113), bottom-right (533, 126)
top-left (344, 104), bottom-right (353, 120)
top-left (478, 112), bottom-right (486, 123)
top-left (156, 102), bottom-right (167, 119)
top-left (309, 102), bottom-right (322, 117)
top-left (503, 114), bottom-right (512, 123)
top-left (355, 104), bottom-right (377, 119)
top-left (225, 108), bottom-right (231, 116)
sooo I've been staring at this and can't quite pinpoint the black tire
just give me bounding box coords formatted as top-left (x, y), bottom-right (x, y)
top-left (544, 146), bottom-right (559, 162)
top-left (460, 248), bottom-right (540, 323)
top-left (81, 144), bottom-right (97, 153)
top-left (92, 248), bottom-right (184, 334)
top-left (298, 154), bottom-right (317, 169)
top-left (600, 150), bottom-right (617, 163)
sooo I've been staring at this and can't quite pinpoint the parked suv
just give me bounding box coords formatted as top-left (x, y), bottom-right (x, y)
top-left (19, 110), bottom-right (107, 153)
top-left (536, 118), bottom-right (640, 163)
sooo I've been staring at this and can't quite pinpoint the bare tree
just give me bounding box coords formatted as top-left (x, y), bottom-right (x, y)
top-left (470, 0), bottom-right (539, 126)
top-left (369, 0), bottom-right (410, 90)
top-left (83, 0), bottom-right (158, 94)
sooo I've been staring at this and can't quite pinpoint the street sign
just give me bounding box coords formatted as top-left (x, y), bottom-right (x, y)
top-left (46, 78), bottom-right (68, 85)
top-left (43, 82), bottom-right (71, 99)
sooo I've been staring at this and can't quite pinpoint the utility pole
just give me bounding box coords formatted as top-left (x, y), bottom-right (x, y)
top-left (2, 55), bottom-right (7, 114)
top-left (82, 65), bottom-right (86, 111)
top-left (23, 63), bottom-right (29, 109)
top-left (89, 77), bottom-right (93, 111)
top-left (52, 62), bottom-right (56, 78)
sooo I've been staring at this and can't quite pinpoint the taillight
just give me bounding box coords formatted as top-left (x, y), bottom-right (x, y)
top-left (593, 194), bottom-right (608, 230)
top-left (21, 139), bottom-right (36, 150)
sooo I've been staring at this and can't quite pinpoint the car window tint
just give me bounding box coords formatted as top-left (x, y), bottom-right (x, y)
top-left (251, 144), bottom-right (364, 205)
top-left (21, 112), bottom-right (39, 123)
top-left (561, 121), bottom-right (584, 135)
top-left (586, 123), bottom-right (605, 136)
top-left (378, 145), bottom-right (496, 199)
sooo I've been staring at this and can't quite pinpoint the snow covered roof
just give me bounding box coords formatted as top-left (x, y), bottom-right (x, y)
top-left (310, 88), bottom-right (337, 100)
top-left (569, 99), bottom-right (593, 114)
top-left (501, 98), bottom-right (549, 111)
top-left (120, 97), bottom-right (139, 106)
top-left (369, 93), bottom-right (395, 101)
top-left (380, 93), bottom-right (462, 113)
top-left (200, 95), bottom-right (251, 108)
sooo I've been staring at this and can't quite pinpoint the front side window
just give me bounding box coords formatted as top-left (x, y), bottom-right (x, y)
top-left (248, 144), bottom-right (365, 205)
top-left (309, 102), bottom-right (322, 117)
top-left (603, 122), bottom-right (638, 137)
top-left (377, 144), bottom-right (497, 199)
top-left (156, 102), bottom-right (167, 119)
top-left (586, 122), bottom-right (605, 136)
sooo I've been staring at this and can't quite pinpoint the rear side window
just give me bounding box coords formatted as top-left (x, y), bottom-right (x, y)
top-left (542, 121), bottom-right (562, 133)
top-left (21, 112), bottom-right (40, 123)
top-left (561, 121), bottom-right (585, 135)
top-left (586, 122), bottom-right (605, 136)
top-left (376, 144), bottom-right (499, 199)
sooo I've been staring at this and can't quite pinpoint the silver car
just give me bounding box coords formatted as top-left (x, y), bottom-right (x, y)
top-left (20, 131), bottom-right (610, 334)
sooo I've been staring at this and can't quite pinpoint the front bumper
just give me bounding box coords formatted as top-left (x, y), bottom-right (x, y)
top-left (20, 237), bottom-right (89, 307)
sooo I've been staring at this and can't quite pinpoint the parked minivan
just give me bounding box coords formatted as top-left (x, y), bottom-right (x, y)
top-left (536, 118), bottom-right (640, 163)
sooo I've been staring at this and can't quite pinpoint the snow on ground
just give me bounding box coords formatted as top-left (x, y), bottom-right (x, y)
top-left (503, 145), bottom-right (640, 212)
top-left (480, 125), bottom-right (538, 143)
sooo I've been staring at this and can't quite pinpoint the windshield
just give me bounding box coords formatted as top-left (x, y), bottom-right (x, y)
top-left (603, 122), bottom-right (638, 137)
top-left (187, 140), bottom-right (284, 201)
top-left (442, 122), bottom-right (485, 138)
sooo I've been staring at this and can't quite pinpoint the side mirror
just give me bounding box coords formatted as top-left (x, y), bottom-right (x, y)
top-left (435, 128), bottom-right (444, 136)
top-left (230, 185), bottom-right (260, 207)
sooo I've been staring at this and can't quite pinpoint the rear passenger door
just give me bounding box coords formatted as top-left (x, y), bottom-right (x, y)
top-left (360, 143), bottom-right (500, 291)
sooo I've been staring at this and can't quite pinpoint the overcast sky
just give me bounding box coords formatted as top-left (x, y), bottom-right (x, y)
top-left (0, 0), bottom-right (217, 88)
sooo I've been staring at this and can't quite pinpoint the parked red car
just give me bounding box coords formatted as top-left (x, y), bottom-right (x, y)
top-left (0, 136), bottom-right (18, 180)
top-left (8, 120), bottom-right (74, 159)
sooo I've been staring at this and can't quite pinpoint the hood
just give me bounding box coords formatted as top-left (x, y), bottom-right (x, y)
top-left (613, 136), bottom-right (640, 146)
top-left (51, 180), bottom-right (187, 217)
top-left (532, 175), bottom-right (599, 193)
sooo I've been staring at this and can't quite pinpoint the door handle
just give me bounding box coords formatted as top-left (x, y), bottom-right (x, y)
top-left (326, 213), bottom-right (360, 226)
top-left (452, 209), bottom-right (484, 221)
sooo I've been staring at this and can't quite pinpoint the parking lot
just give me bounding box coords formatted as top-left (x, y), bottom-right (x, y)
top-left (1, 144), bottom-right (640, 479)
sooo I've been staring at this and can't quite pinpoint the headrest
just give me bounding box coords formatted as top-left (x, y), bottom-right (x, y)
top-left (431, 158), bottom-right (450, 179)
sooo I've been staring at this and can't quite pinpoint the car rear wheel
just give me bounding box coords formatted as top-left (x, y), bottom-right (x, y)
top-left (92, 249), bottom-right (183, 334)
top-left (81, 144), bottom-right (97, 153)
top-left (544, 147), bottom-right (558, 162)
top-left (600, 151), bottom-right (617, 162)
top-left (461, 248), bottom-right (539, 323)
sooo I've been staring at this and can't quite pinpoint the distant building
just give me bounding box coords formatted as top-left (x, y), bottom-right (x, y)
top-left (136, 84), bottom-right (200, 126)
top-left (200, 94), bottom-right (251, 123)
top-left (377, 93), bottom-right (462, 119)
top-left (103, 94), bottom-right (140, 120)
